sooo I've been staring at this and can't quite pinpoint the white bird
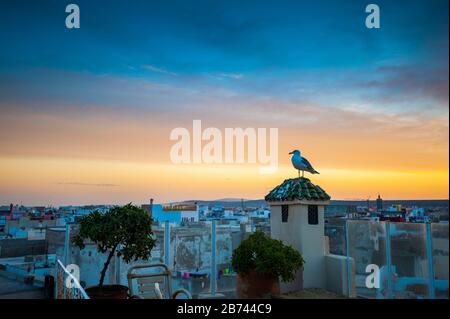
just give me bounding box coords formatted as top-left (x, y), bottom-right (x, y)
top-left (154, 282), bottom-right (164, 299)
top-left (289, 150), bottom-right (319, 178)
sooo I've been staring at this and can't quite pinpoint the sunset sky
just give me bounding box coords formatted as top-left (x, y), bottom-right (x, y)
top-left (0, 0), bottom-right (448, 206)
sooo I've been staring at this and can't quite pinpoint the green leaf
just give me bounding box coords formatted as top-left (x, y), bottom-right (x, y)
top-left (231, 231), bottom-right (304, 282)
top-left (72, 203), bottom-right (156, 286)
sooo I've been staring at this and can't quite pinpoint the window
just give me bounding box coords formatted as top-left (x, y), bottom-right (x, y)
top-left (281, 205), bottom-right (289, 223)
top-left (308, 205), bottom-right (319, 225)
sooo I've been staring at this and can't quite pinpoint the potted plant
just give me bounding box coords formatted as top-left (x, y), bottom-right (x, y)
top-left (73, 203), bottom-right (156, 299)
top-left (232, 231), bottom-right (304, 298)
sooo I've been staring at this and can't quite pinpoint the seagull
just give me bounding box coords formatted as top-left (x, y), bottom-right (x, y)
top-left (289, 150), bottom-right (319, 178)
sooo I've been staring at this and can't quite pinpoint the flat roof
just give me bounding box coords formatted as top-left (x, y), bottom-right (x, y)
top-left (0, 271), bottom-right (45, 299)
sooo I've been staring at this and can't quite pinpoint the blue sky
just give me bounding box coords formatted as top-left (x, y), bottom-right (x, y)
top-left (0, 0), bottom-right (448, 115)
top-left (1, 0), bottom-right (448, 73)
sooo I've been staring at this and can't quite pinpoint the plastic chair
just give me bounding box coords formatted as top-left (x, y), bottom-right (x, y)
top-left (127, 263), bottom-right (192, 299)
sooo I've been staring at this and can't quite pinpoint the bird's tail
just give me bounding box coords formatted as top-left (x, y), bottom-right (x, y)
top-left (313, 170), bottom-right (320, 174)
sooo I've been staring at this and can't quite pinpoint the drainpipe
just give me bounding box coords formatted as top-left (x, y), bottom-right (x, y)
top-left (345, 220), bottom-right (351, 297)
top-left (63, 223), bottom-right (71, 299)
top-left (63, 223), bottom-right (70, 266)
top-left (149, 198), bottom-right (154, 218)
top-left (8, 203), bottom-right (13, 220)
top-left (385, 222), bottom-right (393, 299)
top-left (210, 220), bottom-right (217, 296)
top-left (164, 221), bottom-right (170, 267)
top-left (425, 223), bottom-right (436, 299)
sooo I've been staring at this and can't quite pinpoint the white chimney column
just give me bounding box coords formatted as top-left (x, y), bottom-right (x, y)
top-left (265, 177), bottom-right (330, 293)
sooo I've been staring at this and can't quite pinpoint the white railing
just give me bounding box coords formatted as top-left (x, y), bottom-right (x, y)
top-left (56, 259), bottom-right (89, 299)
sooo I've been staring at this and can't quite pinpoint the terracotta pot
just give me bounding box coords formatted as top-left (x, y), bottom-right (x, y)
top-left (236, 270), bottom-right (280, 299)
top-left (85, 284), bottom-right (129, 299)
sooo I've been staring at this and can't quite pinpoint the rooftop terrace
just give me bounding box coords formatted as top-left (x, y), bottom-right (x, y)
top-left (0, 270), bottom-right (45, 299)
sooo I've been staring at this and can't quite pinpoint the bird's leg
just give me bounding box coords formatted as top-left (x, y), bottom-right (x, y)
top-left (302, 170), bottom-right (304, 178)
top-left (298, 170), bottom-right (300, 178)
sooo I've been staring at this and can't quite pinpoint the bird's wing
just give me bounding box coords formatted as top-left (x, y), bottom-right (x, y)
top-left (301, 157), bottom-right (318, 172)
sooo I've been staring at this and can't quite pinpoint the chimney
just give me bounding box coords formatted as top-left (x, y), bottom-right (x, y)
top-left (149, 198), bottom-right (154, 217)
top-left (265, 177), bottom-right (330, 292)
top-left (8, 203), bottom-right (13, 220)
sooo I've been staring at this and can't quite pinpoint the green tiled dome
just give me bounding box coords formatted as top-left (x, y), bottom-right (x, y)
top-left (265, 177), bottom-right (330, 202)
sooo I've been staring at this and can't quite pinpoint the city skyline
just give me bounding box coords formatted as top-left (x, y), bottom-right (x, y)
top-left (0, 0), bottom-right (448, 205)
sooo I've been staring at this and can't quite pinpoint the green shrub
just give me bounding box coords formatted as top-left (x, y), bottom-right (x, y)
top-left (231, 231), bottom-right (304, 282)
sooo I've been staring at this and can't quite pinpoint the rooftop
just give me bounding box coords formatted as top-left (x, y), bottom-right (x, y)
top-left (163, 204), bottom-right (197, 211)
top-left (0, 270), bottom-right (45, 299)
top-left (265, 177), bottom-right (331, 202)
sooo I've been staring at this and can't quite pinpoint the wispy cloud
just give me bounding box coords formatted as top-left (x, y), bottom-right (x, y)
top-left (56, 182), bottom-right (119, 187)
top-left (142, 65), bottom-right (177, 76)
top-left (218, 73), bottom-right (243, 80)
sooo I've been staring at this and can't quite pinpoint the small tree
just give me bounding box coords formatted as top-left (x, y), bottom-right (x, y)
top-left (232, 231), bottom-right (304, 282)
top-left (72, 203), bottom-right (156, 289)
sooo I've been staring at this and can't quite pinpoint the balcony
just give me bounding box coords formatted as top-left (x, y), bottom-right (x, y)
top-left (49, 219), bottom-right (448, 299)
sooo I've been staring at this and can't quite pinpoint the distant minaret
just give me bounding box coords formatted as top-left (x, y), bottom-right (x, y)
top-left (149, 198), bottom-right (154, 217)
top-left (8, 203), bottom-right (13, 220)
top-left (376, 194), bottom-right (383, 212)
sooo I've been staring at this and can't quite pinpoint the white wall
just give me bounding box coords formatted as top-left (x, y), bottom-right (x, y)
top-left (325, 254), bottom-right (356, 297)
top-left (180, 211), bottom-right (199, 223)
top-left (270, 201), bottom-right (327, 291)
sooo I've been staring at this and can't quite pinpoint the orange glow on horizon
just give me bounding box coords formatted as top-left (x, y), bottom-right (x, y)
top-left (0, 101), bottom-right (448, 206)
top-left (0, 157), bottom-right (447, 206)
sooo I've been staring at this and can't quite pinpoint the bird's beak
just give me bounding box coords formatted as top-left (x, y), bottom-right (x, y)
top-left (289, 151), bottom-right (294, 154)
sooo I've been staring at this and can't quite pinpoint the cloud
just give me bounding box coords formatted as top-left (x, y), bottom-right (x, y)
top-left (56, 182), bottom-right (119, 187)
top-left (0, 66), bottom-right (447, 173)
top-left (218, 73), bottom-right (243, 80)
top-left (142, 65), bottom-right (178, 76)
top-left (356, 64), bottom-right (449, 108)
